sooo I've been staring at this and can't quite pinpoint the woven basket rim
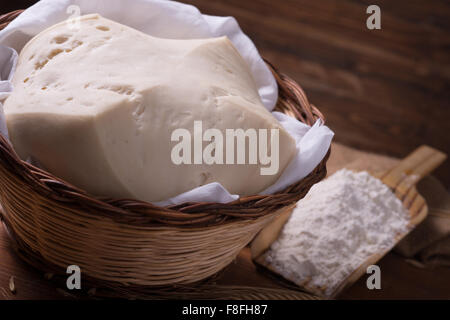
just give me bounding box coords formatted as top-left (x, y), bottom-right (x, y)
top-left (0, 9), bottom-right (330, 228)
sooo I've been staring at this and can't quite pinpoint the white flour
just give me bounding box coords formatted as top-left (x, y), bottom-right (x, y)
top-left (265, 169), bottom-right (410, 296)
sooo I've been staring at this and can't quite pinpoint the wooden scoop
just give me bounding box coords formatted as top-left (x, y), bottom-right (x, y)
top-left (250, 145), bottom-right (447, 298)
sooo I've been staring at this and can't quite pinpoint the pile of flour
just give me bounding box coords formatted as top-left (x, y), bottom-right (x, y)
top-left (265, 169), bottom-right (410, 296)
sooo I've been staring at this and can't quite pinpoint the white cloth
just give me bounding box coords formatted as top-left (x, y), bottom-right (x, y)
top-left (0, 0), bottom-right (334, 206)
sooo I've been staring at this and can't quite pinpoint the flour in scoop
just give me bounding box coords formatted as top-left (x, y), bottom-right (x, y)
top-left (265, 169), bottom-right (410, 296)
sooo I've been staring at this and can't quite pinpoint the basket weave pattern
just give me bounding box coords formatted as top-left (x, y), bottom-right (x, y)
top-left (0, 10), bottom-right (330, 288)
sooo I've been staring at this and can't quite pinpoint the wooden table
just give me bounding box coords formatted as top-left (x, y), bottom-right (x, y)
top-left (1, 143), bottom-right (449, 300)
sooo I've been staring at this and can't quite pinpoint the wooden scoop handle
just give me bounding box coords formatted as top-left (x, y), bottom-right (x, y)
top-left (380, 145), bottom-right (447, 197)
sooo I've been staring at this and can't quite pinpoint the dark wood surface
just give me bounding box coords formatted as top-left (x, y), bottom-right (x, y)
top-left (4, 0), bottom-right (448, 187)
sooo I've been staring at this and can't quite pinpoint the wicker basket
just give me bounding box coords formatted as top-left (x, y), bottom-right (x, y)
top-left (0, 10), bottom-right (330, 292)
